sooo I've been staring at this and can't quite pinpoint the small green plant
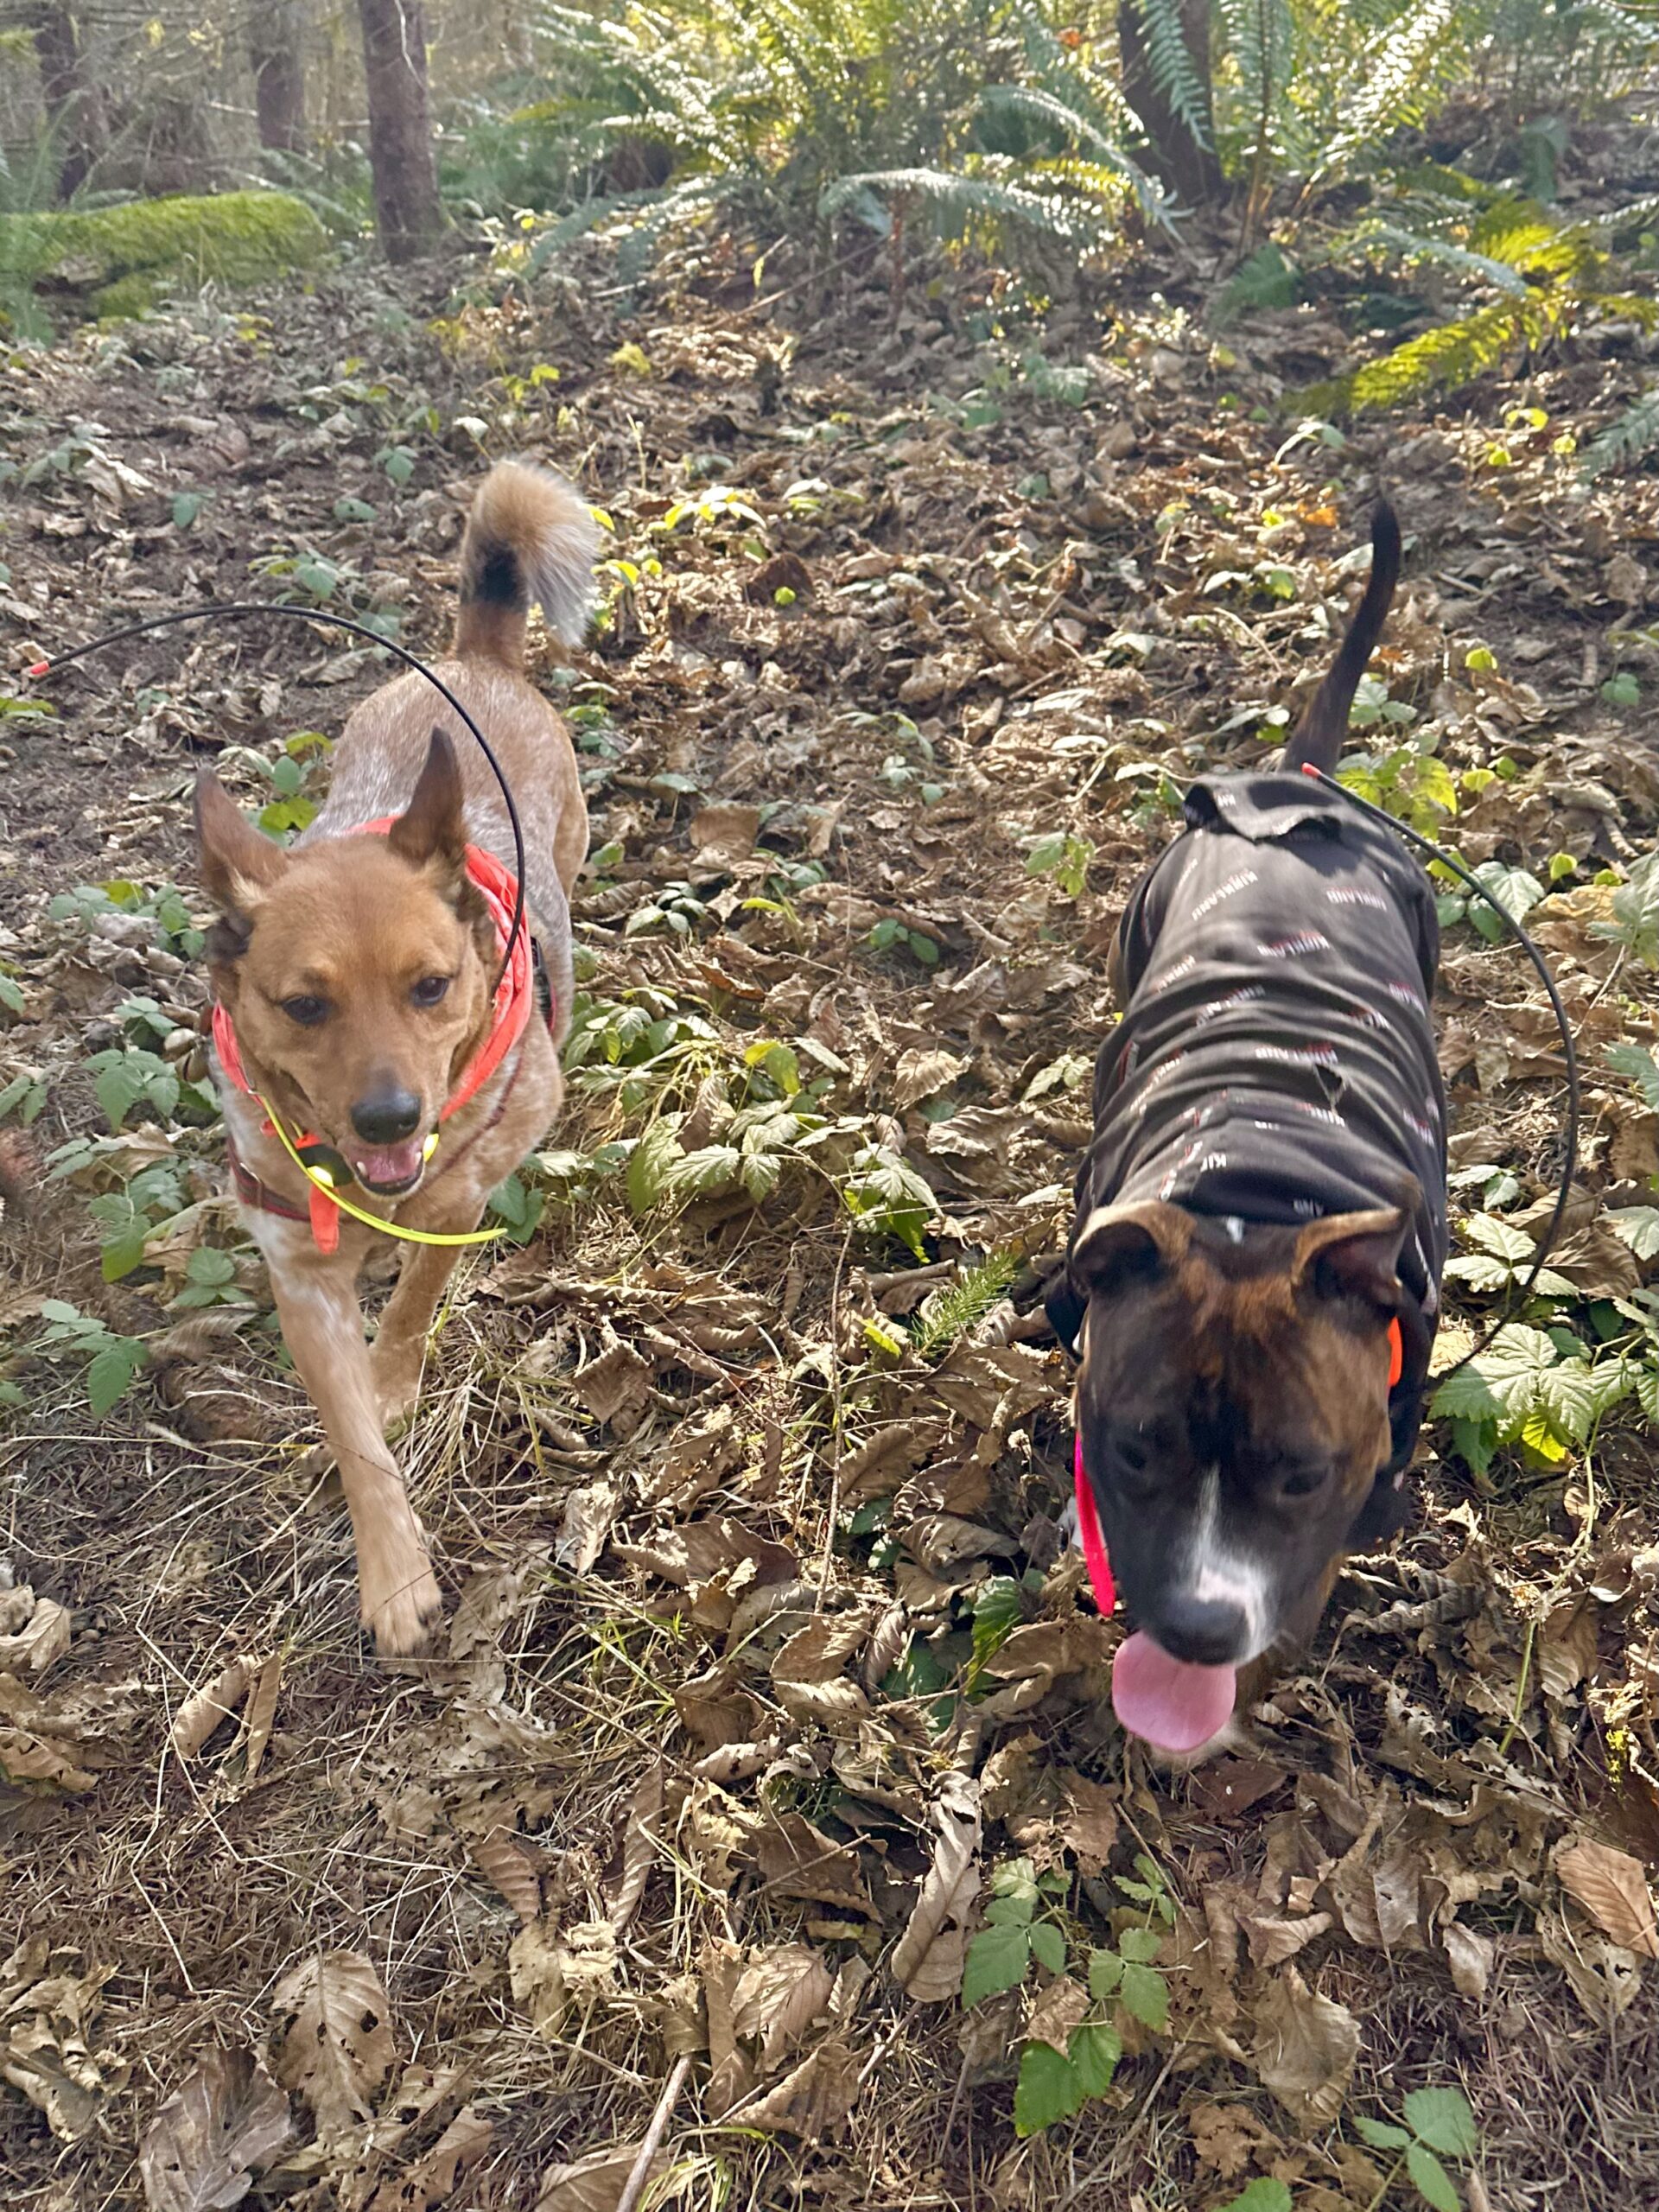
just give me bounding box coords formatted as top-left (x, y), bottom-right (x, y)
top-left (841, 1144), bottom-right (936, 1259)
top-left (1442, 1212), bottom-right (1574, 1300)
top-left (170, 1247), bottom-right (253, 1311)
top-left (225, 730), bottom-right (332, 837)
top-left (1431, 1319), bottom-right (1634, 1473)
top-left (867, 917), bottom-right (941, 967)
top-left (1023, 830), bottom-right (1095, 899)
top-left (1591, 852), bottom-right (1659, 966)
top-left (85, 1046), bottom-right (180, 1132)
top-left (33, 1300), bottom-right (150, 1418)
top-left (658, 483), bottom-right (764, 536)
top-left (908, 1249), bottom-right (1020, 1359)
top-left (48, 879), bottom-right (204, 959)
top-left (486, 1171), bottom-right (547, 1246)
top-left (961, 1853), bottom-right (1175, 2138)
top-left (1337, 742), bottom-right (1459, 836)
top-left (1354, 2086), bottom-right (1481, 2211)
top-left (626, 882), bottom-right (711, 938)
top-left (83, 1159), bottom-right (189, 1281)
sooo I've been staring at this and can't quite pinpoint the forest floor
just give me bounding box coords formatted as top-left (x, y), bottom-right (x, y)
top-left (3, 184), bottom-right (1659, 2212)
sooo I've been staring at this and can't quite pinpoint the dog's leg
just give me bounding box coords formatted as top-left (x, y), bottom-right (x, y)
top-left (268, 1255), bottom-right (443, 1655)
top-left (370, 1239), bottom-right (467, 1431)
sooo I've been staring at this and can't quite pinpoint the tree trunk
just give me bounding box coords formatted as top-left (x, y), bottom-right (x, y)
top-left (1119, 0), bottom-right (1224, 208)
top-left (29, 3), bottom-right (108, 201)
top-left (355, 0), bottom-right (443, 263)
top-left (250, 0), bottom-right (308, 156)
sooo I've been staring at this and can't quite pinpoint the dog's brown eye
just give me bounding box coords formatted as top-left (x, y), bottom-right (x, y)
top-left (282, 995), bottom-right (329, 1027)
top-left (411, 974), bottom-right (451, 1007)
top-left (1279, 1465), bottom-right (1329, 1500)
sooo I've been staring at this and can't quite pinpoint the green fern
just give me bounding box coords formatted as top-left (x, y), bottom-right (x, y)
top-left (819, 164), bottom-right (1103, 243)
top-left (1131, 0), bottom-right (1216, 153)
top-left (1314, 296), bottom-right (1549, 413)
top-left (974, 86), bottom-right (1168, 223)
top-left (911, 1249), bottom-right (1021, 1360)
top-left (1580, 385), bottom-right (1659, 480)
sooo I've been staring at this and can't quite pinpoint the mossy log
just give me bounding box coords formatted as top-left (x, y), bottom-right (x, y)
top-left (0, 190), bottom-right (327, 325)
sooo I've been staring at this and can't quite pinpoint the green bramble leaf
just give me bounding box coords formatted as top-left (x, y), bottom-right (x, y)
top-left (1118, 1961), bottom-right (1167, 2030)
top-left (1013, 2038), bottom-right (1085, 2136)
top-left (961, 1923), bottom-right (1031, 2007)
top-left (1027, 1921), bottom-right (1066, 1975)
top-left (1406, 2141), bottom-right (1462, 2212)
top-left (1404, 2087), bottom-right (1478, 2158)
top-left (1067, 2021), bottom-right (1120, 2099)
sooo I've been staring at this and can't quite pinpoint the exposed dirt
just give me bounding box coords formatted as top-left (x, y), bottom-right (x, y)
top-left (3, 216), bottom-right (1659, 2212)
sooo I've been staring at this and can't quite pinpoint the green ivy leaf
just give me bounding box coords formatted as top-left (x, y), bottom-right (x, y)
top-left (1118, 1961), bottom-right (1168, 2031)
top-left (1406, 2141), bottom-right (1462, 2212)
top-left (1404, 2087), bottom-right (1478, 2158)
top-left (1116, 1926), bottom-right (1161, 1964)
top-left (1013, 2038), bottom-right (1084, 2136)
top-left (961, 1922), bottom-right (1031, 2008)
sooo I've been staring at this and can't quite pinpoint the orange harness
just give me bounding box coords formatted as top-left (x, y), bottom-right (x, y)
top-left (212, 820), bottom-right (541, 1254)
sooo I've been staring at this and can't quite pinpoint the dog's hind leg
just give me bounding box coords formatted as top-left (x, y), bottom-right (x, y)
top-left (269, 1256), bottom-right (443, 1655)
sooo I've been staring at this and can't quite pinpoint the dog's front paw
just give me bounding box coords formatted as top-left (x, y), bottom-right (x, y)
top-left (359, 1542), bottom-right (443, 1658)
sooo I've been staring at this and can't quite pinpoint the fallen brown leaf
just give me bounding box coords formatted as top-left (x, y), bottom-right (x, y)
top-left (168, 1657), bottom-right (252, 1760)
top-left (1026, 1974), bottom-right (1089, 2054)
top-left (137, 2045), bottom-right (294, 2212)
top-left (364, 2106), bottom-right (493, 2212)
top-left (1555, 1836), bottom-right (1659, 1957)
top-left (536, 2144), bottom-right (664, 2212)
top-left (891, 1771), bottom-right (981, 2003)
top-left (732, 1943), bottom-right (834, 2074)
top-left (268, 1950), bottom-right (395, 2143)
top-left (1250, 1966), bottom-right (1360, 2126)
top-left (608, 1758), bottom-right (666, 1936)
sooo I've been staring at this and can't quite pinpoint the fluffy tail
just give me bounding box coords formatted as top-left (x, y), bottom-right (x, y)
top-left (1279, 500), bottom-right (1402, 777)
top-left (454, 460), bottom-right (600, 668)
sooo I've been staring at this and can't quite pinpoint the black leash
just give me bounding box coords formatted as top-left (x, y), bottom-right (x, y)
top-left (25, 604), bottom-right (527, 993)
top-left (1301, 762), bottom-right (1581, 1382)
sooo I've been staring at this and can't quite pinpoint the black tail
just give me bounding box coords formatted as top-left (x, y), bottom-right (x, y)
top-left (1279, 500), bottom-right (1402, 777)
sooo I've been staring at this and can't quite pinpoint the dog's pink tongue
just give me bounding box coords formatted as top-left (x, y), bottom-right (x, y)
top-left (353, 1138), bottom-right (425, 1190)
top-left (1112, 1630), bottom-right (1236, 1753)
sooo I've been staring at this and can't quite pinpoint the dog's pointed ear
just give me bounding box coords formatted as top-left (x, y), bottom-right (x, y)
top-left (1070, 1200), bottom-right (1192, 1296)
top-left (194, 770), bottom-right (288, 918)
top-left (388, 728), bottom-right (467, 882)
top-left (1291, 1202), bottom-right (1411, 1316)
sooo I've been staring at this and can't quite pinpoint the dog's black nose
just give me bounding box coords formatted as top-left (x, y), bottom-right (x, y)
top-left (1153, 1593), bottom-right (1250, 1668)
top-left (350, 1087), bottom-right (423, 1143)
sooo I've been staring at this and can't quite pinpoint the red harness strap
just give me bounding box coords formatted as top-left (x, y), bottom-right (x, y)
top-left (1073, 1313), bottom-right (1408, 1618)
top-left (212, 822), bottom-right (549, 1253)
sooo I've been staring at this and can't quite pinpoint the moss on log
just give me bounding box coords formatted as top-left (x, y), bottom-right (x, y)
top-left (0, 190), bottom-right (327, 327)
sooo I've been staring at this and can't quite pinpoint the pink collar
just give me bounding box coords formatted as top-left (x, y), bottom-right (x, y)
top-left (211, 819), bottom-right (541, 1253)
top-left (1074, 1433), bottom-right (1116, 1616)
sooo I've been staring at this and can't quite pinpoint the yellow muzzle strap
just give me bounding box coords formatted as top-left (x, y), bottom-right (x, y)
top-left (257, 1096), bottom-right (508, 1249)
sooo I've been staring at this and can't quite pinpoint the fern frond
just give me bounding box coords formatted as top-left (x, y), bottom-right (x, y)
top-left (1322, 0), bottom-right (1484, 178)
top-left (819, 165), bottom-right (1104, 242)
top-left (911, 1249), bottom-right (1021, 1359)
top-left (975, 85), bottom-right (1170, 222)
top-left (1358, 220), bottom-right (1534, 297)
top-left (1599, 192), bottom-right (1659, 245)
top-left (1131, 0), bottom-right (1215, 152)
top-left (1317, 295), bottom-right (1550, 414)
top-left (1580, 385), bottom-right (1659, 480)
